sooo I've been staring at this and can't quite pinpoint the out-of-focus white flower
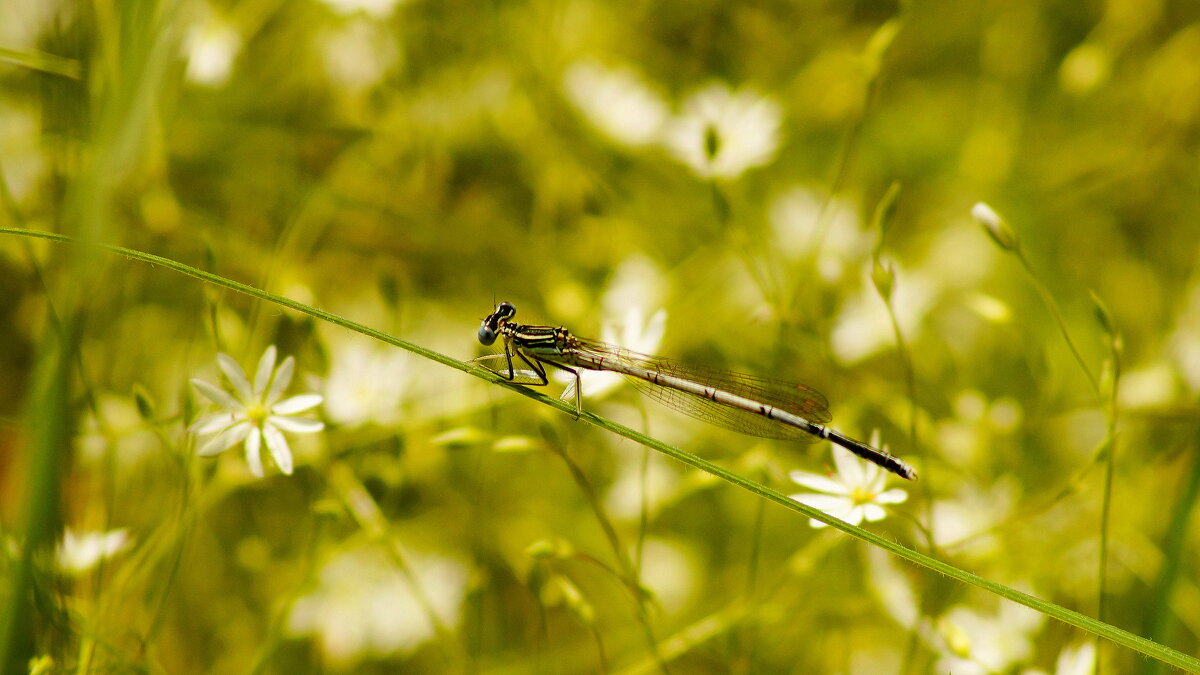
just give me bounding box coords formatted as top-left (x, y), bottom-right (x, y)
top-left (788, 437), bottom-right (908, 528)
top-left (923, 223), bottom-right (1000, 291)
top-left (324, 339), bottom-right (409, 427)
top-left (769, 187), bottom-right (872, 282)
top-left (0, 102), bottom-right (46, 200)
top-left (190, 345), bottom-right (324, 477)
top-left (600, 254), bottom-right (668, 319)
top-left (555, 257), bottom-right (669, 402)
top-left (934, 601), bottom-right (1046, 674)
top-left (1038, 641), bottom-right (1096, 675)
top-left (1119, 362), bottom-right (1177, 408)
top-left (604, 452), bottom-right (681, 520)
top-left (559, 306), bottom-right (667, 401)
top-left (663, 83), bottom-right (782, 180)
top-left (935, 390), bottom-right (1023, 469)
top-left (1170, 279), bottom-right (1200, 393)
top-left (865, 546), bottom-right (919, 629)
top-left (287, 545), bottom-right (468, 668)
top-left (56, 528), bottom-right (132, 575)
top-left (318, 0), bottom-right (405, 18)
top-left (830, 268), bottom-right (935, 365)
top-left (183, 15), bottom-right (241, 86)
top-left (636, 538), bottom-right (699, 614)
top-left (929, 478), bottom-right (1020, 554)
top-left (75, 394), bottom-right (160, 470)
top-left (563, 60), bottom-right (670, 147)
top-left (0, 0), bottom-right (59, 49)
top-left (964, 292), bottom-right (1012, 323)
top-left (320, 18), bottom-right (398, 91)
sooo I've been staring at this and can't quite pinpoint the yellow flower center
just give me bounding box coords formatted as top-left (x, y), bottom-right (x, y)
top-left (245, 403), bottom-right (269, 427)
top-left (849, 487), bottom-right (876, 505)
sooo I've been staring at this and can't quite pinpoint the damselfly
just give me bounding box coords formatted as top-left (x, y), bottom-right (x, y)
top-left (474, 301), bottom-right (916, 480)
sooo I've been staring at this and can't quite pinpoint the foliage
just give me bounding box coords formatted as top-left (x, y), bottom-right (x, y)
top-left (2, 0), bottom-right (1200, 673)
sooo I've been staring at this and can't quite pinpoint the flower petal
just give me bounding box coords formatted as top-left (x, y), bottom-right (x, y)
top-left (832, 446), bottom-right (868, 485)
top-left (268, 415), bottom-right (324, 433)
top-left (263, 425), bottom-right (294, 475)
top-left (272, 393), bottom-right (322, 415)
top-left (198, 422), bottom-right (251, 456)
top-left (636, 309), bottom-right (667, 352)
top-left (191, 378), bottom-right (239, 409)
top-left (874, 488), bottom-right (908, 504)
top-left (798, 496), bottom-right (857, 528)
top-left (218, 354), bottom-right (254, 402)
top-left (577, 370), bottom-right (623, 399)
top-left (245, 429), bottom-right (264, 477)
top-left (861, 504), bottom-right (887, 522)
top-left (253, 345), bottom-right (278, 396)
top-left (843, 505), bottom-right (867, 526)
top-left (865, 470), bottom-right (889, 494)
top-left (788, 471), bottom-right (850, 495)
top-left (791, 493), bottom-right (852, 514)
top-left (266, 355), bottom-right (295, 405)
top-left (795, 500), bottom-right (853, 528)
top-left (189, 412), bottom-right (237, 435)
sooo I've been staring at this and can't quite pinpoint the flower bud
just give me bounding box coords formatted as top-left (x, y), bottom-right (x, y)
top-left (972, 202), bottom-right (1020, 252)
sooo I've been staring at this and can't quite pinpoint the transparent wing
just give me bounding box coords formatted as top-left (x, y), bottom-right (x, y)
top-left (473, 353), bottom-right (549, 385)
top-left (571, 338), bottom-right (833, 442)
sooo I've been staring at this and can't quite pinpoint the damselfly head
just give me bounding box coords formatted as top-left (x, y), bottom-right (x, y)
top-left (478, 301), bottom-right (517, 346)
top-left (494, 301), bottom-right (517, 320)
top-left (478, 323), bottom-right (498, 345)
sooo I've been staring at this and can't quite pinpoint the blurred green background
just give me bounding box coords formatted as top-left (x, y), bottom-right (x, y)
top-left (2, 0), bottom-right (1200, 672)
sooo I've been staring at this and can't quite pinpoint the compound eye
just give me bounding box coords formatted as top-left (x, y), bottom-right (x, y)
top-left (497, 301), bottom-right (516, 320)
top-left (478, 324), bottom-right (498, 346)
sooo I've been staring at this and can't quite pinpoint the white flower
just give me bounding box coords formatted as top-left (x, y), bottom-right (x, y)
top-left (75, 394), bottom-right (159, 471)
top-left (183, 14), bottom-right (241, 87)
top-left (287, 545), bottom-right (468, 668)
top-left (1170, 279), bottom-right (1200, 393)
top-left (633, 538), bottom-right (699, 614)
top-left (0, 102), bottom-right (45, 200)
top-left (788, 438), bottom-right (908, 528)
top-left (1019, 641), bottom-right (1097, 675)
top-left (829, 267), bottom-right (935, 365)
top-left (663, 83), bottom-right (782, 180)
top-left (600, 254), bottom-right (668, 318)
top-left (190, 345), bottom-right (324, 477)
top-left (604, 451), bottom-right (681, 520)
top-left (934, 601), bottom-right (1046, 674)
top-left (56, 528), bottom-right (132, 575)
top-left (324, 339), bottom-right (409, 427)
top-left (563, 60), bottom-right (670, 147)
top-left (769, 187), bottom-right (872, 281)
top-left (1051, 641), bottom-right (1096, 675)
top-left (319, 19), bottom-right (397, 91)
